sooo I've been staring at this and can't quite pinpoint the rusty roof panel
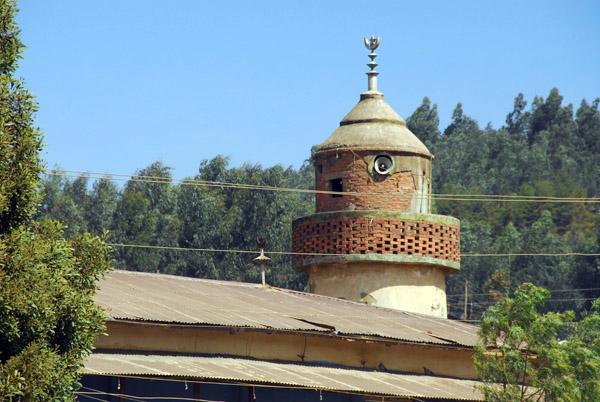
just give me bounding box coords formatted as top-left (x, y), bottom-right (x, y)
top-left (84, 353), bottom-right (483, 401)
top-left (96, 270), bottom-right (479, 347)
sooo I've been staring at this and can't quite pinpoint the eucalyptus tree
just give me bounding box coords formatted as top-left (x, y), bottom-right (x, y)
top-left (433, 102), bottom-right (487, 194)
top-left (86, 177), bottom-right (119, 237)
top-left (176, 156), bottom-right (308, 289)
top-left (406, 96), bottom-right (441, 150)
top-left (111, 161), bottom-right (179, 273)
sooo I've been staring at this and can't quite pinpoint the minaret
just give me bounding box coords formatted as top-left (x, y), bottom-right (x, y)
top-left (292, 37), bottom-right (460, 318)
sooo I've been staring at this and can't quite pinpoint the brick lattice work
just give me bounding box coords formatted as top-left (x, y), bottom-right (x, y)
top-left (292, 217), bottom-right (460, 265)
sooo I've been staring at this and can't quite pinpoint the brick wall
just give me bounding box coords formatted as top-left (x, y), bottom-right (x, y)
top-left (314, 149), bottom-right (428, 213)
top-left (292, 216), bottom-right (460, 265)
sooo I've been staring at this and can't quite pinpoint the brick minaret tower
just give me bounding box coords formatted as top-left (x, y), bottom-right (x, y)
top-left (292, 37), bottom-right (460, 318)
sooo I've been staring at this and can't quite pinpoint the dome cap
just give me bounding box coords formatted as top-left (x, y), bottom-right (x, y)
top-left (318, 37), bottom-right (431, 158)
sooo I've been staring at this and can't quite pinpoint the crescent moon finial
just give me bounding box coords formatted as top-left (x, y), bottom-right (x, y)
top-left (364, 35), bottom-right (380, 51)
top-left (364, 36), bottom-right (380, 92)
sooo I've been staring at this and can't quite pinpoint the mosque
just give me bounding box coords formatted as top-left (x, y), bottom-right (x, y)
top-left (79, 38), bottom-right (482, 402)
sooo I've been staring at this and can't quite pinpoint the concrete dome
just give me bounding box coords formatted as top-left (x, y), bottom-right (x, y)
top-left (319, 92), bottom-right (432, 158)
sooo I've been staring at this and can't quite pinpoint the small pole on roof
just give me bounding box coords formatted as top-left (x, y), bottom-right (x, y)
top-left (364, 35), bottom-right (380, 92)
top-left (253, 237), bottom-right (270, 286)
top-left (464, 280), bottom-right (468, 320)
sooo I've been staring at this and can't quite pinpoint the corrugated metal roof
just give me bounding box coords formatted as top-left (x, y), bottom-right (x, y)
top-left (84, 353), bottom-right (483, 401)
top-left (96, 270), bottom-right (479, 347)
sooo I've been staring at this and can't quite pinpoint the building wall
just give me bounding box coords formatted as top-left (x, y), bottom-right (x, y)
top-left (314, 149), bottom-right (431, 214)
top-left (305, 261), bottom-right (448, 317)
top-left (96, 322), bottom-right (478, 380)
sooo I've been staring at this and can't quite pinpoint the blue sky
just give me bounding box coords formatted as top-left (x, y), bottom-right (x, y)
top-left (16, 1), bottom-right (600, 179)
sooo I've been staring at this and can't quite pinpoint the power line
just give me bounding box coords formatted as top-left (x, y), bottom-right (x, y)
top-left (448, 295), bottom-right (600, 310)
top-left (545, 297), bottom-right (600, 303)
top-left (52, 168), bottom-right (600, 203)
top-left (50, 170), bottom-right (320, 195)
top-left (447, 295), bottom-right (599, 315)
top-left (77, 385), bottom-right (221, 402)
top-left (74, 392), bottom-right (109, 402)
top-left (448, 287), bottom-right (600, 298)
top-left (106, 242), bottom-right (600, 259)
top-left (45, 169), bottom-right (600, 204)
top-left (107, 242), bottom-right (328, 257)
top-left (77, 386), bottom-right (142, 402)
top-left (462, 252), bottom-right (600, 257)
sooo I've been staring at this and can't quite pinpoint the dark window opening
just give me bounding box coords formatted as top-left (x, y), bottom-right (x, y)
top-left (318, 165), bottom-right (323, 174)
top-left (329, 178), bottom-right (343, 198)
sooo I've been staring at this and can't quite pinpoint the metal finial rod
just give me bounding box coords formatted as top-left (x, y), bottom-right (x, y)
top-left (364, 36), bottom-right (380, 92)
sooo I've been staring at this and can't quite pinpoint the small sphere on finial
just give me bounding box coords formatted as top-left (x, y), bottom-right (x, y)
top-left (364, 36), bottom-right (380, 51)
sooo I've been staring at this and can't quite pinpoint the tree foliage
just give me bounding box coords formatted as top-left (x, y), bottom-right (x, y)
top-left (0, 0), bottom-right (42, 233)
top-left (0, 1), bottom-right (112, 399)
top-left (421, 91), bottom-right (600, 319)
top-left (40, 155), bottom-right (314, 290)
top-left (0, 222), bottom-right (112, 400)
top-left (475, 283), bottom-right (600, 401)
top-left (34, 88), bottom-right (600, 318)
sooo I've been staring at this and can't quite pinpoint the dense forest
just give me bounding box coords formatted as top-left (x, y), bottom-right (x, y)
top-left (37, 88), bottom-right (600, 320)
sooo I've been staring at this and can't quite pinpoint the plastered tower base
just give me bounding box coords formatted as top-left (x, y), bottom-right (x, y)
top-left (305, 262), bottom-right (448, 317)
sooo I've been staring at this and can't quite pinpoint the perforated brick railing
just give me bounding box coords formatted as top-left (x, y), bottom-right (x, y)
top-left (292, 217), bottom-right (460, 265)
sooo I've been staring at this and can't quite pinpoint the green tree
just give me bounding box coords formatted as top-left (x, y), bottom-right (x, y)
top-left (0, 1), bottom-right (112, 399)
top-left (574, 98), bottom-right (600, 197)
top-left (176, 156), bottom-right (308, 289)
top-left (111, 161), bottom-right (180, 273)
top-left (36, 173), bottom-right (90, 238)
top-left (53, 176), bottom-right (89, 238)
top-left (433, 102), bottom-right (486, 193)
top-left (446, 221), bottom-right (494, 319)
top-left (175, 156), bottom-right (235, 279)
top-left (0, 1), bottom-right (43, 232)
top-left (483, 127), bottom-right (528, 195)
top-left (505, 93), bottom-right (530, 139)
top-left (86, 177), bottom-right (118, 237)
top-left (165, 155), bottom-right (312, 289)
top-left (571, 214), bottom-right (600, 311)
top-left (406, 96), bottom-right (441, 150)
top-left (425, 93), bottom-right (600, 318)
top-left (475, 283), bottom-right (600, 401)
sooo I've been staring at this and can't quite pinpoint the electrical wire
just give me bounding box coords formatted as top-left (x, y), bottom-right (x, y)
top-left (462, 252), bottom-right (600, 257)
top-left (447, 294), bottom-right (599, 318)
top-left (77, 384), bottom-right (223, 402)
top-left (448, 294), bottom-right (599, 303)
top-left (42, 168), bottom-right (600, 258)
top-left (450, 298), bottom-right (598, 321)
top-left (106, 242), bottom-right (600, 259)
top-left (44, 169), bottom-right (600, 301)
top-left (544, 297), bottom-right (600, 303)
top-left (448, 287), bottom-right (600, 298)
top-left (74, 392), bottom-right (109, 402)
top-left (45, 169), bottom-right (600, 204)
top-left (106, 242), bottom-right (329, 257)
top-left (77, 386), bottom-right (141, 402)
